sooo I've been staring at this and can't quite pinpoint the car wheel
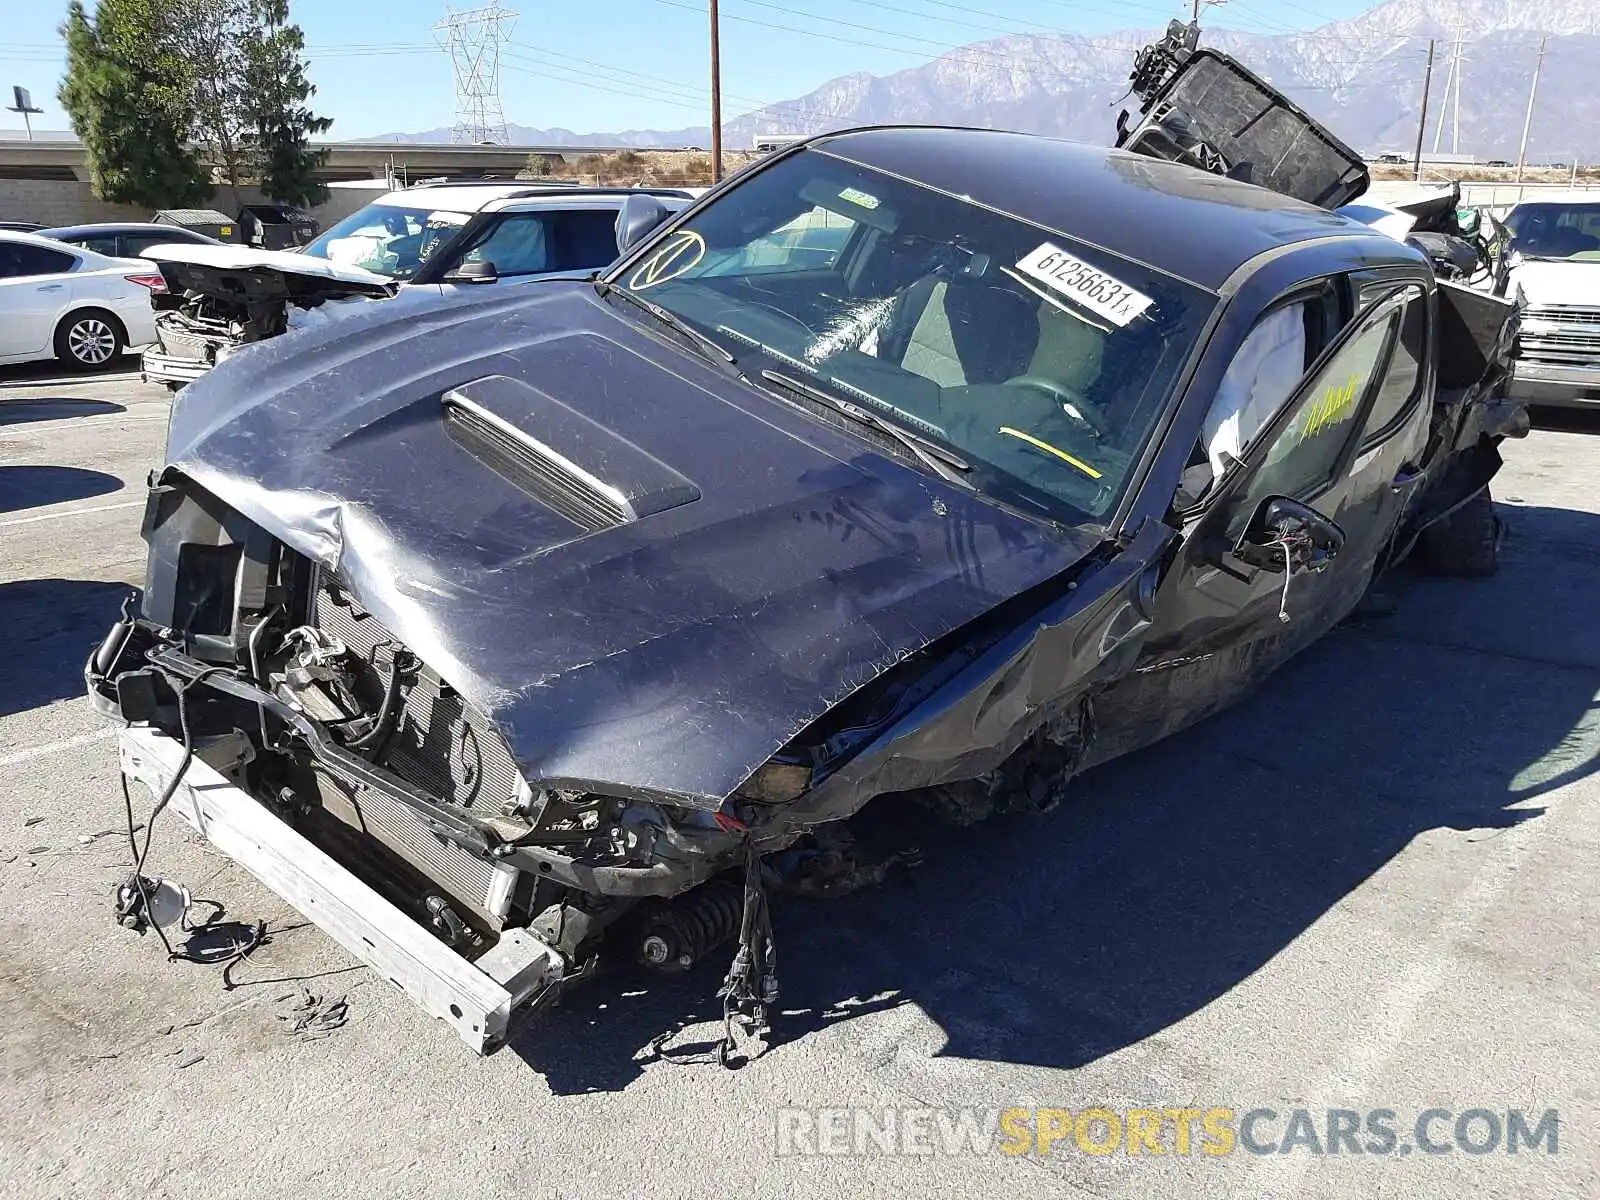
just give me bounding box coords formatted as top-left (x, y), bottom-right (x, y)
top-left (1419, 487), bottom-right (1501, 577)
top-left (53, 310), bottom-right (126, 371)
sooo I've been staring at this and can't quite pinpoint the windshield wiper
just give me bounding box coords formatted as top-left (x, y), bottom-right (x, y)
top-left (594, 279), bottom-right (736, 365)
top-left (758, 369), bottom-right (973, 486)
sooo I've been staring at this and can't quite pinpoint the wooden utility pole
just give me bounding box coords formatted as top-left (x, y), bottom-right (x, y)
top-left (710, 0), bottom-right (723, 183)
top-left (1413, 39), bottom-right (1435, 181)
top-left (1515, 38), bottom-right (1546, 183)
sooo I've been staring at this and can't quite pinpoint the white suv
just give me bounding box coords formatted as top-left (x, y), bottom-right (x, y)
top-left (140, 182), bottom-right (694, 387)
top-left (1502, 191), bottom-right (1600, 408)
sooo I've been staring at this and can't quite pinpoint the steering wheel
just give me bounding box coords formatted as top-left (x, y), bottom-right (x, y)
top-left (1006, 375), bottom-right (1111, 439)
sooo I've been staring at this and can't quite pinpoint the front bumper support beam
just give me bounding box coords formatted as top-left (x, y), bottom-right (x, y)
top-left (119, 725), bottom-right (565, 1054)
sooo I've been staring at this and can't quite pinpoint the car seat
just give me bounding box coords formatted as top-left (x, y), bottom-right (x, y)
top-left (887, 275), bottom-right (1040, 387)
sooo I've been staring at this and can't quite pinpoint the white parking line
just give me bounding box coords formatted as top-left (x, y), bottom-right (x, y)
top-left (0, 499), bottom-right (143, 528)
top-left (0, 726), bottom-right (116, 768)
top-left (6, 413), bottom-right (169, 427)
top-left (0, 372), bottom-right (143, 389)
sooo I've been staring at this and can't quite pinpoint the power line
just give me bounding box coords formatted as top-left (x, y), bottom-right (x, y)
top-left (1220, 1), bottom-right (1304, 36)
top-left (499, 55), bottom-right (710, 116)
top-left (502, 41), bottom-right (854, 128)
top-left (647, 0), bottom-right (1111, 76)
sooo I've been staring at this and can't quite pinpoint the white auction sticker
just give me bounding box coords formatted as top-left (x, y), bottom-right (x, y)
top-left (1014, 242), bottom-right (1154, 327)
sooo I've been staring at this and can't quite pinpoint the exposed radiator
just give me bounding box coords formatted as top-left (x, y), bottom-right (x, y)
top-left (309, 577), bottom-right (523, 924)
top-left (314, 766), bottom-right (517, 927)
top-left (312, 581), bottom-right (523, 815)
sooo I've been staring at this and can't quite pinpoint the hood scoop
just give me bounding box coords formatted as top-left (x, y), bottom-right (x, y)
top-left (442, 375), bottom-right (700, 533)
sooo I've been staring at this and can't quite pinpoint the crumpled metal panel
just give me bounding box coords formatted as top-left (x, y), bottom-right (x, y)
top-left (163, 283), bottom-right (1100, 809)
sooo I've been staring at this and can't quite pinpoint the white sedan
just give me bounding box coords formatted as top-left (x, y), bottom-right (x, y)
top-left (0, 230), bottom-right (162, 370)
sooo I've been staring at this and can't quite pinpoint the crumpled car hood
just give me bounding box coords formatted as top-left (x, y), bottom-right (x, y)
top-left (166, 283), bottom-right (1099, 807)
top-left (145, 243), bottom-right (395, 307)
top-left (143, 242), bottom-right (393, 285)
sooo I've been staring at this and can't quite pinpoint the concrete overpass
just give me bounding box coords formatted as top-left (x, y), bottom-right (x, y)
top-left (0, 139), bottom-right (662, 184)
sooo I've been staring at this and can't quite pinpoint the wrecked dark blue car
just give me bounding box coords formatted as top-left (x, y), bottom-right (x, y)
top-left (88, 45), bottom-right (1526, 1054)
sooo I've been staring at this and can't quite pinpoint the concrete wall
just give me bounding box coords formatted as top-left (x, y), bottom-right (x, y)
top-left (0, 178), bottom-right (149, 227)
top-left (0, 178), bottom-right (372, 230)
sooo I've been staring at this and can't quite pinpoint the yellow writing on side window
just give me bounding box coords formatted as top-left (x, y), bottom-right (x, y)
top-left (1300, 373), bottom-right (1362, 439)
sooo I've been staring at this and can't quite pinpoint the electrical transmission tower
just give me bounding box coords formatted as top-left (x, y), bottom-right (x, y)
top-left (435, 3), bottom-right (516, 145)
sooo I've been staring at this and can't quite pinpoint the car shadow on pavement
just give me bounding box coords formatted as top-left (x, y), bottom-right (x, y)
top-left (0, 466), bottom-right (125, 515)
top-left (0, 397), bottom-right (126, 424)
top-left (512, 501), bottom-right (1600, 1095)
top-left (0, 579), bottom-right (139, 717)
top-left (0, 356), bottom-right (139, 387)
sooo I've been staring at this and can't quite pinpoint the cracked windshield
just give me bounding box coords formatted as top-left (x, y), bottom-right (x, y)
top-left (613, 148), bottom-right (1211, 522)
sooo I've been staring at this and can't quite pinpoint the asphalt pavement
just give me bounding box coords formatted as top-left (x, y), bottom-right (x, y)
top-left (1, 359), bottom-right (1596, 1199)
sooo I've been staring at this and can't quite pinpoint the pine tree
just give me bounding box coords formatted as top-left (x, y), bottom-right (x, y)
top-left (58, 0), bottom-right (330, 212)
top-left (241, 0), bottom-right (332, 207)
top-left (57, 0), bottom-right (211, 210)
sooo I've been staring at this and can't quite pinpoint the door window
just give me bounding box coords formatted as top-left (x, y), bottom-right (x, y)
top-left (1202, 300), bottom-right (1310, 478)
top-left (1359, 290), bottom-right (1426, 443)
top-left (0, 243), bottom-right (74, 279)
top-left (123, 233), bottom-right (183, 257)
top-left (457, 212), bottom-right (552, 276)
top-left (549, 209), bottom-right (627, 270)
top-left (453, 209), bottom-right (623, 277)
top-left (1186, 279), bottom-right (1351, 506)
top-left (76, 236), bottom-right (122, 257)
top-left (1236, 309), bottom-right (1399, 519)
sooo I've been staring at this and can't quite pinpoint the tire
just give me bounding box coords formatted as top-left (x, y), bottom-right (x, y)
top-left (1418, 487), bottom-right (1501, 578)
top-left (53, 309), bottom-right (126, 371)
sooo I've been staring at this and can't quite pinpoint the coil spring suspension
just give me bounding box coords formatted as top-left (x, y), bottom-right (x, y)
top-left (633, 878), bottom-right (744, 973)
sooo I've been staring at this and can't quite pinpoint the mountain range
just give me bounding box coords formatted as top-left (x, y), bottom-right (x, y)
top-left (374, 0), bottom-right (1600, 161)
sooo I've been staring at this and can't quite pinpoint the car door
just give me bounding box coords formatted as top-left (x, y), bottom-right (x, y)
top-left (0, 241), bottom-right (78, 358)
top-left (1084, 276), bottom-right (1433, 760)
top-left (426, 206), bottom-right (626, 303)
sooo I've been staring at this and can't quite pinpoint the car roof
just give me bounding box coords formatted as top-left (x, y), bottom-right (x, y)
top-left (0, 228), bottom-right (90, 252)
top-left (808, 126), bottom-right (1394, 292)
top-left (40, 222), bottom-right (206, 238)
top-left (491, 191), bottom-right (694, 214)
top-left (371, 182), bottom-right (693, 213)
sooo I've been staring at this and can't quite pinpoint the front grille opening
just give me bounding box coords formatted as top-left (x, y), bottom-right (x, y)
top-left (443, 400), bottom-right (627, 533)
top-left (173, 543), bottom-right (242, 633)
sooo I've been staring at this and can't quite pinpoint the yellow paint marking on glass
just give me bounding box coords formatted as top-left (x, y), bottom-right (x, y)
top-left (628, 230), bottom-right (706, 290)
top-left (998, 427), bottom-right (1102, 479)
top-left (1300, 373), bottom-right (1362, 439)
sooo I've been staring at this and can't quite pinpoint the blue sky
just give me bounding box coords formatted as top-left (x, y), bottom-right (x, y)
top-left (2, 0), bottom-right (1376, 139)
